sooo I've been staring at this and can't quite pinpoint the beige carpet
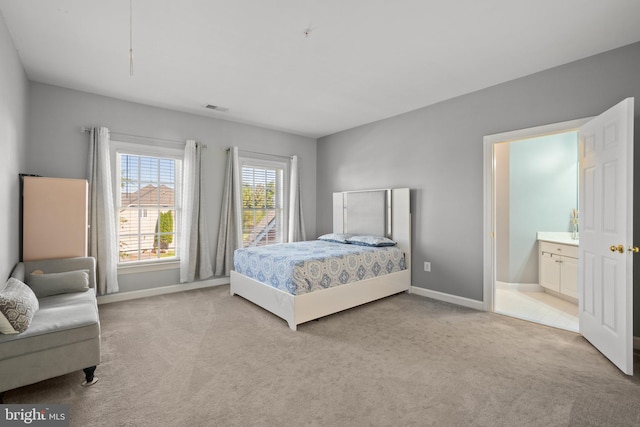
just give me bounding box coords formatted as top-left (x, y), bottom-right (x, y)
top-left (4, 285), bottom-right (640, 426)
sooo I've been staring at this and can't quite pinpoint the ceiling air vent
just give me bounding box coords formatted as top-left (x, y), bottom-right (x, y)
top-left (205, 104), bottom-right (229, 113)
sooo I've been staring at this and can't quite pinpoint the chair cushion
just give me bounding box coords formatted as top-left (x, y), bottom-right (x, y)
top-left (0, 291), bottom-right (99, 360)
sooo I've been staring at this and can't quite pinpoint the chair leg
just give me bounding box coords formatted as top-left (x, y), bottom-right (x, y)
top-left (82, 366), bottom-right (98, 387)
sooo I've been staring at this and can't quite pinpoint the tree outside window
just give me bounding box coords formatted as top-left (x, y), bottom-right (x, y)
top-left (240, 162), bottom-right (285, 247)
top-left (117, 153), bottom-right (180, 263)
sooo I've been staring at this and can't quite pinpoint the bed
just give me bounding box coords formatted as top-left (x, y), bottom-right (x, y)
top-left (230, 188), bottom-right (411, 330)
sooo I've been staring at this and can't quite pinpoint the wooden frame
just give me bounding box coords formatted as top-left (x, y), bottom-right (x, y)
top-left (230, 188), bottom-right (411, 330)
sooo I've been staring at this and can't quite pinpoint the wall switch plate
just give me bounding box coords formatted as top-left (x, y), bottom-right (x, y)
top-left (424, 261), bottom-right (431, 272)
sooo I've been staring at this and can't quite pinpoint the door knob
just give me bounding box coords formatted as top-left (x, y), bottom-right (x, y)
top-left (609, 244), bottom-right (639, 254)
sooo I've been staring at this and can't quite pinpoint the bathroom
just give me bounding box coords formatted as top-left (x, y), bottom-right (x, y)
top-left (493, 131), bottom-right (579, 331)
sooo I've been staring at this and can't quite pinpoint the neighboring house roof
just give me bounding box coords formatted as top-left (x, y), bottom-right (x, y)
top-left (246, 210), bottom-right (279, 247)
top-left (122, 184), bottom-right (174, 207)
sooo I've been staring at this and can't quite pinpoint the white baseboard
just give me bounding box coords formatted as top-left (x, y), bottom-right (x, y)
top-left (411, 286), bottom-right (484, 311)
top-left (97, 277), bottom-right (230, 305)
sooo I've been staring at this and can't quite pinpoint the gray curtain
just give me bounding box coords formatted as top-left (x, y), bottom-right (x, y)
top-left (88, 127), bottom-right (119, 294)
top-left (214, 147), bottom-right (241, 276)
top-left (180, 140), bottom-right (213, 283)
top-left (288, 155), bottom-right (306, 242)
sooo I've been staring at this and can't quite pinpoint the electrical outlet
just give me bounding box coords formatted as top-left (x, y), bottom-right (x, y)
top-left (424, 261), bottom-right (431, 272)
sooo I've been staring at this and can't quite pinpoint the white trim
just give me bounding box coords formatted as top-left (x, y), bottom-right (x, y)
top-left (118, 260), bottom-right (180, 275)
top-left (483, 118), bottom-right (592, 145)
top-left (111, 140), bottom-right (184, 269)
top-left (483, 131), bottom-right (495, 311)
top-left (97, 277), bottom-right (229, 305)
top-left (110, 139), bottom-right (184, 158)
top-left (482, 117), bottom-right (592, 313)
top-left (410, 286), bottom-right (484, 311)
top-left (238, 155), bottom-right (289, 247)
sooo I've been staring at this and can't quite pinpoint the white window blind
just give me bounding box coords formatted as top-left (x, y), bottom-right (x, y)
top-left (240, 161), bottom-right (286, 247)
top-left (117, 153), bottom-right (180, 263)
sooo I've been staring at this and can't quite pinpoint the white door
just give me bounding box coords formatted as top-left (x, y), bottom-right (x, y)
top-left (578, 97), bottom-right (634, 375)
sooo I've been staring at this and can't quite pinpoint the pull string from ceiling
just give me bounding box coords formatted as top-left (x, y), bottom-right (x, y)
top-left (129, 0), bottom-right (134, 76)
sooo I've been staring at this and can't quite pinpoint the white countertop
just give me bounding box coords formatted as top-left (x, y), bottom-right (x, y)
top-left (537, 232), bottom-right (578, 246)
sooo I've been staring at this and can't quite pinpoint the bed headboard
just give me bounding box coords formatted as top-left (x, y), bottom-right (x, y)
top-left (332, 188), bottom-right (411, 270)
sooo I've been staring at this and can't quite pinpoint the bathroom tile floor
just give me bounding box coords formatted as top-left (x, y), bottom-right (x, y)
top-left (494, 286), bottom-right (579, 332)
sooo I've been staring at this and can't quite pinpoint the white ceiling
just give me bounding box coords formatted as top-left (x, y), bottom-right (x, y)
top-left (2, 1), bottom-right (640, 139)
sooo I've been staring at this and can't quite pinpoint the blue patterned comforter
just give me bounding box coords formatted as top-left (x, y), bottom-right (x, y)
top-left (233, 240), bottom-right (406, 295)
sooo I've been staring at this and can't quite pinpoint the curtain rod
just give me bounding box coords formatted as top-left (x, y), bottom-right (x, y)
top-left (81, 127), bottom-right (208, 148)
top-left (228, 147), bottom-right (294, 160)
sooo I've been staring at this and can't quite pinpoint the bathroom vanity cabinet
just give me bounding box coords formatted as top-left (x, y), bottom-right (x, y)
top-left (538, 235), bottom-right (578, 301)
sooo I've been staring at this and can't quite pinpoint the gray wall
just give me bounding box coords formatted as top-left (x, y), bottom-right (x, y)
top-left (26, 83), bottom-right (317, 293)
top-left (0, 13), bottom-right (29, 281)
top-left (317, 42), bottom-right (640, 335)
top-left (508, 133), bottom-right (578, 283)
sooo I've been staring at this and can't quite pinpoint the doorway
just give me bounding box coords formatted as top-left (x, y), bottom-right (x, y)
top-left (493, 131), bottom-right (580, 331)
top-left (483, 99), bottom-right (635, 375)
top-left (482, 118), bottom-right (591, 331)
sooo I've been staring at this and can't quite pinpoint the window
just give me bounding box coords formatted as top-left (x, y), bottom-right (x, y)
top-left (240, 158), bottom-right (288, 247)
top-left (113, 142), bottom-right (182, 265)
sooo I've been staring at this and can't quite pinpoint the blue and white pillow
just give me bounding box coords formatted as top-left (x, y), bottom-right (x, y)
top-left (346, 235), bottom-right (397, 247)
top-left (317, 233), bottom-right (354, 244)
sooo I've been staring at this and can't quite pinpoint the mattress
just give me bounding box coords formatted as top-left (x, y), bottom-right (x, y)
top-left (233, 240), bottom-right (406, 295)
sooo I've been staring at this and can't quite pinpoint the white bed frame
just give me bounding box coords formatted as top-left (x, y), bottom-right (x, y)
top-left (230, 188), bottom-right (411, 330)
